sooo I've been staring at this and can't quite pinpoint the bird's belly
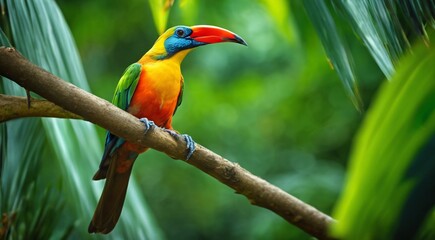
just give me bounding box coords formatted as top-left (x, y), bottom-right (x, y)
top-left (128, 81), bottom-right (179, 127)
top-left (128, 94), bottom-right (177, 125)
top-left (127, 60), bottom-right (182, 128)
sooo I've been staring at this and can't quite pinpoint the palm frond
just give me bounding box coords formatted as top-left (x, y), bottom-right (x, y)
top-left (303, 0), bottom-right (435, 110)
top-left (334, 0), bottom-right (405, 78)
top-left (1, 20), bottom-right (57, 238)
top-left (303, 0), bottom-right (363, 112)
top-left (1, 0), bottom-right (161, 238)
top-left (332, 32), bottom-right (435, 239)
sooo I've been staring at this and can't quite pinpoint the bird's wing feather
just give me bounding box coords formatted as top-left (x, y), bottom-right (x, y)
top-left (173, 77), bottom-right (184, 115)
top-left (94, 63), bottom-right (143, 180)
top-left (112, 63), bottom-right (142, 111)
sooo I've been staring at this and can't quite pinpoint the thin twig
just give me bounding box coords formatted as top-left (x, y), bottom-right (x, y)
top-left (0, 94), bottom-right (81, 122)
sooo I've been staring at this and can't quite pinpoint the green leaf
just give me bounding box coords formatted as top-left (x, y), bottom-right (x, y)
top-left (418, 210), bottom-right (435, 239)
top-left (260, 0), bottom-right (299, 45)
top-left (304, 0), bottom-right (435, 111)
top-left (332, 32), bottom-right (435, 239)
top-left (334, 0), bottom-right (403, 79)
top-left (334, 0), bottom-right (435, 79)
top-left (1, 0), bottom-right (162, 238)
top-left (303, 1), bottom-right (363, 112)
top-left (148, 0), bottom-right (174, 34)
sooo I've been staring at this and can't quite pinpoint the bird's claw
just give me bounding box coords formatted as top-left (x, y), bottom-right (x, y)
top-left (163, 129), bottom-right (196, 160)
top-left (139, 118), bottom-right (155, 135)
top-left (182, 134), bottom-right (196, 160)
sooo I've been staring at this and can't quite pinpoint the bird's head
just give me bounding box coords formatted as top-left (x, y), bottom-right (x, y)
top-left (145, 25), bottom-right (247, 62)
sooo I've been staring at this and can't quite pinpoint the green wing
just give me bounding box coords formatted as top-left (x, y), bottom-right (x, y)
top-left (112, 63), bottom-right (142, 110)
top-left (173, 77), bottom-right (184, 115)
top-left (99, 63), bottom-right (142, 169)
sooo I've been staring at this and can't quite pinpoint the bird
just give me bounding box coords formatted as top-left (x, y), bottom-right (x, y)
top-left (88, 25), bottom-right (247, 234)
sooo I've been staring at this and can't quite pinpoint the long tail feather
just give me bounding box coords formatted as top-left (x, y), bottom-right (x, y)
top-left (88, 152), bottom-right (136, 234)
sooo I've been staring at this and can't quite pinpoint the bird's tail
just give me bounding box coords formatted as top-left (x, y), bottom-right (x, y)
top-left (88, 150), bottom-right (137, 234)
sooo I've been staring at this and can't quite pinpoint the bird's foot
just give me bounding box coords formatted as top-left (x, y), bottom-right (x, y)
top-left (164, 129), bottom-right (196, 160)
top-left (139, 118), bottom-right (156, 135)
top-left (182, 134), bottom-right (196, 160)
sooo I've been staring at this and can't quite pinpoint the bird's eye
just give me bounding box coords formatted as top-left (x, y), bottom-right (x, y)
top-left (176, 29), bottom-right (185, 37)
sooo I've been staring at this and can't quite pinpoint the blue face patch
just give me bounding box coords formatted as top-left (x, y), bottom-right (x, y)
top-left (163, 26), bottom-right (206, 58)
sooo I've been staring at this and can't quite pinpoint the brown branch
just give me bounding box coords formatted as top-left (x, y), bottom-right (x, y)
top-left (0, 46), bottom-right (336, 240)
top-left (0, 94), bottom-right (81, 122)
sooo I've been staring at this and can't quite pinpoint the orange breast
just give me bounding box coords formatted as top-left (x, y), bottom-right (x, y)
top-left (127, 61), bottom-right (182, 129)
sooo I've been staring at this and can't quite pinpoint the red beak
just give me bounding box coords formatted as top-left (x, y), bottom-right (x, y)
top-left (190, 25), bottom-right (247, 46)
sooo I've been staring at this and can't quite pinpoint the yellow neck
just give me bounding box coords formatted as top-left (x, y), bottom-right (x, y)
top-left (138, 48), bottom-right (192, 65)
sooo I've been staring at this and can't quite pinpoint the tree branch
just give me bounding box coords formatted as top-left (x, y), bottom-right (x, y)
top-left (0, 46), bottom-right (336, 240)
top-left (0, 94), bottom-right (81, 122)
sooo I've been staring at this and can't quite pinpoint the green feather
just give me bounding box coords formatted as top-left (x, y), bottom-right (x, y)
top-left (112, 63), bottom-right (142, 110)
top-left (173, 78), bottom-right (184, 115)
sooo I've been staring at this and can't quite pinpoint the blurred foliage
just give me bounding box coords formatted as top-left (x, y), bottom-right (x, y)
top-left (332, 0), bottom-right (435, 79)
top-left (0, 0), bottom-right (160, 239)
top-left (3, 0), bottom-right (432, 239)
top-left (148, 0), bottom-right (174, 34)
top-left (332, 34), bottom-right (435, 240)
top-left (304, 1), bottom-right (363, 111)
top-left (321, 1), bottom-right (435, 239)
top-left (304, 0), bottom-right (435, 112)
top-left (56, 0), bottom-right (381, 239)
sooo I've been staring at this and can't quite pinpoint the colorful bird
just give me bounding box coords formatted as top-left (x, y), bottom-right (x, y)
top-left (88, 25), bottom-right (247, 234)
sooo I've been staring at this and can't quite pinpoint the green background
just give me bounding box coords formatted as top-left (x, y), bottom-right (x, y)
top-left (0, 0), bottom-right (399, 239)
top-left (56, 1), bottom-right (384, 239)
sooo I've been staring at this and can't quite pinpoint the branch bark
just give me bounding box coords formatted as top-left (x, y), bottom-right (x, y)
top-left (0, 94), bottom-right (81, 122)
top-left (0, 46), bottom-right (336, 240)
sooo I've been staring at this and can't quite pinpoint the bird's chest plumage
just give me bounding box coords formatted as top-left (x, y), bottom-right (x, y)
top-left (128, 61), bottom-right (182, 128)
